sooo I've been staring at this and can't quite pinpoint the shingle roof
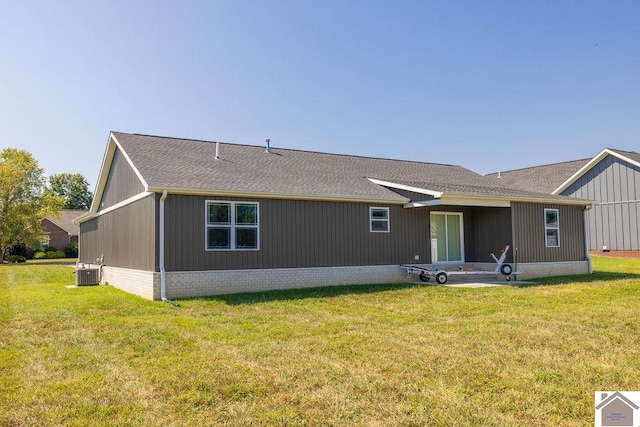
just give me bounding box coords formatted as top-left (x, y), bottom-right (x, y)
top-left (388, 178), bottom-right (582, 201)
top-left (110, 132), bottom-right (590, 204)
top-left (485, 159), bottom-right (591, 193)
top-left (609, 148), bottom-right (640, 164)
top-left (486, 147), bottom-right (640, 194)
top-left (45, 210), bottom-right (87, 234)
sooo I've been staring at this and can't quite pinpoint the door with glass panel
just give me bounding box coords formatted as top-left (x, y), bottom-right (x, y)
top-left (430, 212), bottom-right (464, 263)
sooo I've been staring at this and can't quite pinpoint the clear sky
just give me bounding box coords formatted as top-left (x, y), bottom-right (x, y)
top-left (1, 1), bottom-right (638, 191)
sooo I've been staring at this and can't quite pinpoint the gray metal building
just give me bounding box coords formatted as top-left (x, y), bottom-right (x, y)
top-left (489, 148), bottom-right (640, 251)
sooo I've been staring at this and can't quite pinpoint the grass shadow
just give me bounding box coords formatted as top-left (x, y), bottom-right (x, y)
top-left (1, 259), bottom-right (77, 267)
top-left (514, 270), bottom-right (640, 287)
top-left (205, 282), bottom-right (430, 305)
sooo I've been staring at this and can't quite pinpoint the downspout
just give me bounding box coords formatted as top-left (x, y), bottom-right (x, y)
top-left (159, 189), bottom-right (179, 306)
top-left (584, 205), bottom-right (593, 274)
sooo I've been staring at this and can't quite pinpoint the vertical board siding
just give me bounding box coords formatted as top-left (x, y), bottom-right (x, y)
top-left (428, 206), bottom-right (512, 262)
top-left (471, 207), bottom-right (513, 262)
top-left (163, 196), bottom-right (514, 271)
top-left (79, 194), bottom-right (156, 271)
top-left (99, 148), bottom-right (146, 210)
top-left (164, 195), bottom-right (433, 271)
top-left (563, 155), bottom-right (640, 250)
top-left (511, 202), bottom-right (586, 263)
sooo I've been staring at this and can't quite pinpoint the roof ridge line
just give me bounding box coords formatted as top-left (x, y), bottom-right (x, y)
top-left (115, 131), bottom-right (471, 170)
top-left (486, 157), bottom-right (591, 175)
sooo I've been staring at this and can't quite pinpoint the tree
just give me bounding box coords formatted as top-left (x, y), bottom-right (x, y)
top-left (48, 173), bottom-right (93, 210)
top-left (0, 148), bottom-right (63, 263)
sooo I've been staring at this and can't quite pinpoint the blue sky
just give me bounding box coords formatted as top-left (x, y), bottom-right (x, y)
top-left (1, 1), bottom-right (639, 190)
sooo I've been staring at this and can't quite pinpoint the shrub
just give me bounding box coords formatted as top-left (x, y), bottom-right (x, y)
top-left (44, 246), bottom-right (58, 252)
top-left (5, 255), bottom-right (26, 263)
top-left (33, 251), bottom-right (65, 259)
top-left (7, 243), bottom-right (31, 259)
top-left (64, 242), bottom-right (78, 258)
top-left (48, 251), bottom-right (66, 259)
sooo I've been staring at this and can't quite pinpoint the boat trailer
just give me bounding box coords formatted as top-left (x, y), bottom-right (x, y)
top-left (400, 245), bottom-right (518, 285)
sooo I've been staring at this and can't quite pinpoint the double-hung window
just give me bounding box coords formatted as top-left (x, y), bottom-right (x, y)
top-left (370, 207), bottom-right (390, 232)
top-left (206, 201), bottom-right (259, 250)
top-left (544, 208), bottom-right (560, 247)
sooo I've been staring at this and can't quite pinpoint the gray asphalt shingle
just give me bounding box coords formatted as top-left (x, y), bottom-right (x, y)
top-left (485, 159), bottom-right (590, 193)
top-left (485, 148), bottom-right (640, 194)
top-left (111, 132), bottom-right (589, 203)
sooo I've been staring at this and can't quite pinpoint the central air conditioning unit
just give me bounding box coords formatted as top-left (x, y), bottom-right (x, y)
top-left (76, 268), bottom-right (100, 286)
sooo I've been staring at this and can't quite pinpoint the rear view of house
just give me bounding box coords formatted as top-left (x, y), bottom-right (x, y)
top-left (76, 132), bottom-right (593, 300)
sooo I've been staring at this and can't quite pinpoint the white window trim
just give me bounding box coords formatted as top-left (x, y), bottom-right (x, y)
top-left (544, 208), bottom-right (560, 248)
top-left (205, 200), bottom-right (260, 251)
top-left (369, 207), bottom-right (390, 233)
top-left (430, 211), bottom-right (465, 263)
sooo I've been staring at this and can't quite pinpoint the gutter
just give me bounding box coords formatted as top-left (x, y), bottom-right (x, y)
top-left (159, 189), bottom-right (179, 306)
top-left (145, 186), bottom-right (409, 205)
top-left (584, 205), bottom-right (593, 274)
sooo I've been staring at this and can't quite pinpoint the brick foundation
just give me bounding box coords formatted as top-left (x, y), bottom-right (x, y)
top-left (163, 265), bottom-right (408, 300)
top-left (93, 260), bottom-right (591, 301)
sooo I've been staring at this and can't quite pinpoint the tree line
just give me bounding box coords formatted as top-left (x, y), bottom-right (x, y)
top-left (0, 147), bottom-right (93, 263)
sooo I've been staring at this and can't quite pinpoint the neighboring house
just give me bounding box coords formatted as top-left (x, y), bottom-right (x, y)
top-left (42, 209), bottom-right (87, 250)
top-left (488, 148), bottom-right (640, 251)
top-left (76, 132), bottom-right (593, 300)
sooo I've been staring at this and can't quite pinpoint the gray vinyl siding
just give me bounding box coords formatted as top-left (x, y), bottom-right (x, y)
top-left (511, 202), bottom-right (586, 263)
top-left (162, 196), bottom-right (514, 271)
top-left (164, 195), bottom-right (430, 271)
top-left (429, 206), bottom-right (513, 263)
top-left (99, 148), bottom-right (146, 210)
top-left (562, 155), bottom-right (640, 250)
top-left (79, 194), bottom-right (156, 271)
top-left (470, 207), bottom-right (513, 263)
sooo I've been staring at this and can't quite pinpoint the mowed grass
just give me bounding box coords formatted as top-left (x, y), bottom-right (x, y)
top-left (1, 257), bottom-right (639, 426)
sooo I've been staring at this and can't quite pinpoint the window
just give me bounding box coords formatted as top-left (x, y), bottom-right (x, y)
top-left (370, 207), bottom-right (390, 232)
top-left (206, 201), bottom-right (259, 250)
top-left (430, 212), bottom-right (464, 262)
top-left (544, 208), bottom-right (559, 247)
top-left (40, 234), bottom-right (50, 249)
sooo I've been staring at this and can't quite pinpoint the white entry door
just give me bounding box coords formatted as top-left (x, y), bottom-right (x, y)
top-left (430, 212), bottom-right (464, 263)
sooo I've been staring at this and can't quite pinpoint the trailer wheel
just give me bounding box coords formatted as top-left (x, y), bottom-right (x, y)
top-left (419, 273), bottom-right (430, 282)
top-left (435, 272), bottom-right (448, 284)
top-left (500, 264), bottom-right (513, 276)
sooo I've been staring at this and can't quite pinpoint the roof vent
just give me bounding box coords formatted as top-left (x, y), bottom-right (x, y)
top-left (497, 171), bottom-right (501, 178)
top-left (265, 138), bottom-right (271, 153)
top-left (215, 142), bottom-right (220, 160)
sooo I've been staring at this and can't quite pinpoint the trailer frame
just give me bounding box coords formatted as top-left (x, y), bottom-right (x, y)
top-left (400, 245), bottom-right (519, 284)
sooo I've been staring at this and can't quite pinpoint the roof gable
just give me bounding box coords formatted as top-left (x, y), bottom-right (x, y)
top-left (45, 210), bottom-right (87, 234)
top-left (89, 133), bottom-right (148, 213)
top-left (552, 148), bottom-right (640, 195)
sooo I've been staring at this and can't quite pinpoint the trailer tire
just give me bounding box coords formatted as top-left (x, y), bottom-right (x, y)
top-left (435, 272), bottom-right (448, 284)
top-left (419, 273), bottom-right (430, 282)
top-left (500, 264), bottom-right (513, 276)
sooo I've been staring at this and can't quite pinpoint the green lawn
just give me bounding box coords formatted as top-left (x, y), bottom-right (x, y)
top-left (1, 257), bottom-right (639, 426)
